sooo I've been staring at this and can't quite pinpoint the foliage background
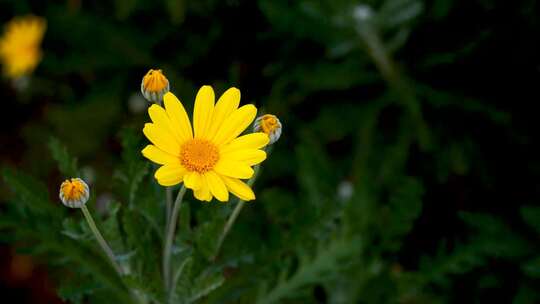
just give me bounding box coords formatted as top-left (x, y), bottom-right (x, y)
top-left (1, 0), bottom-right (540, 303)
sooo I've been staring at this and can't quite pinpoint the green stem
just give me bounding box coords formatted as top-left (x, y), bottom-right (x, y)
top-left (356, 20), bottom-right (429, 149)
top-left (166, 187), bottom-right (173, 227)
top-left (163, 186), bottom-right (186, 292)
top-left (214, 200), bottom-right (246, 261)
top-left (80, 205), bottom-right (123, 276)
top-left (213, 164), bottom-right (262, 260)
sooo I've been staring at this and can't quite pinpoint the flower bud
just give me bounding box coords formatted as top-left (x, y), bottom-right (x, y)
top-left (140, 69), bottom-right (170, 103)
top-left (254, 114), bottom-right (282, 144)
top-left (59, 178), bottom-right (90, 208)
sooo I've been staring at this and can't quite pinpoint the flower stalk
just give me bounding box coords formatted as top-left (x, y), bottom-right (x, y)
top-left (354, 13), bottom-right (429, 149)
top-left (80, 204), bottom-right (123, 276)
top-left (163, 185), bottom-right (186, 291)
top-left (212, 121), bottom-right (279, 260)
top-left (213, 162), bottom-right (262, 261)
top-left (166, 187), bottom-right (173, 227)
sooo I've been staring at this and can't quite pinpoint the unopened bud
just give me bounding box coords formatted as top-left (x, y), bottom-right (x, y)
top-left (140, 69), bottom-right (170, 103)
top-left (254, 114), bottom-right (282, 144)
top-left (59, 178), bottom-right (89, 208)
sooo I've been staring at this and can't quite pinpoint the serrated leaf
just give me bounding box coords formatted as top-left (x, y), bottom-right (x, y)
top-left (420, 243), bottom-right (486, 285)
top-left (187, 271), bottom-right (225, 303)
top-left (48, 136), bottom-right (79, 177)
top-left (195, 220), bottom-right (225, 260)
top-left (62, 217), bottom-right (91, 240)
top-left (100, 203), bottom-right (125, 253)
top-left (460, 212), bottom-right (531, 258)
top-left (117, 128), bottom-right (149, 207)
top-left (257, 237), bottom-right (361, 304)
top-left (128, 163), bottom-right (149, 206)
top-left (2, 167), bottom-right (59, 215)
top-left (380, 177), bottom-right (423, 251)
top-left (169, 257), bottom-right (193, 297)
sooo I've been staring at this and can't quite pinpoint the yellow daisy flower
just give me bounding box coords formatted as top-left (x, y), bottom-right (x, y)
top-left (0, 15), bottom-right (46, 78)
top-left (141, 86), bottom-right (270, 202)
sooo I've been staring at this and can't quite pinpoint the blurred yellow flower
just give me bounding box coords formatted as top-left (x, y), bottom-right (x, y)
top-left (0, 16), bottom-right (46, 78)
top-left (142, 86), bottom-right (270, 202)
top-left (141, 69), bottom-right (170, 103)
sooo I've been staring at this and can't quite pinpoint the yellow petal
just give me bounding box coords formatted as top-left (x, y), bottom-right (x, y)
top-left (207, 87), bottom-right (240, 140)
top-left (148, 104), bottom-right (181, 144)
top-left (220, 132), bottom-right (270, 154)
top-left (193, 178), bottom-right (212, 202)
top-left (143, 123), bottom-right (180, 156)
top-left (141, 145), bottom-right (179, 165)
top-left (154, 163), bottom-right (186, 186)
top-left (221, 176), bottom-right (255, 201)
top-left (214, 159), bottom-right (254, 179)
top-left (205, 171), bottom-right (229, 202)
top-left (213, 104), bottom-right (257, 146)
top-left (163, 92), bottom-right (193, 142)
top-left (193, 85), bottom-right (215, 139)
top-left (194, 181), bottom-right (212, 202)
top-left (183, 171), bottom-right (203, 190)
top-left (221, 149), bottom-right (266, 166)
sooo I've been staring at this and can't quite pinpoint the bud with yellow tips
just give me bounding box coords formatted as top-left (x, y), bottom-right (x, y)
top-left (59, 178), bottom-right (90, 208)
top-left (254, 114), bottom-right (282, 144)
top-left (140, 69), bottom-right (170, 104)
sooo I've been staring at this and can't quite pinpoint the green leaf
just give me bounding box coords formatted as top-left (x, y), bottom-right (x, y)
top-left (58, 279), bottom-right (100, 304)
top-left (419, 242), bottom-right (486, 286)
top-left (62, 217), bottom-right (91, 241)
top-left (169, 257), bottom-right (193, 302)
top-left (460, 212), bottom-right (531, 258)
top-left (116, 127), bottom-right (150, 207)
top-left (2, 167), bottom-right (60, 215)
top-left (187, 271), bottom-right (225, 303)
top-left (100, 203), bottom-right (124, 251)
top-left (379, 176), bottom-right (423, 251)
top-left (194, 219), bottom-right (225, 261)
top-left (257, 237), bottom-right (361, 304)
top-left (48, 136), bottom-right (79, 177)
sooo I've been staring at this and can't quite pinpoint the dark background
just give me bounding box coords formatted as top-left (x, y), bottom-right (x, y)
top-left (1, 0), bottom-right (540, 303)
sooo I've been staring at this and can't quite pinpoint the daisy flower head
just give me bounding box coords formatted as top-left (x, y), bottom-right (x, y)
top-left (141, 69), bottom-right (170, 103)
top-left (0, 15), bottom-right (46, 78)
top-left (59, 178), bottom-right (90, 208)
top-left (141, 86), bottom-right (270, 202)
top-left (254, 114), bottom-right (282, 144)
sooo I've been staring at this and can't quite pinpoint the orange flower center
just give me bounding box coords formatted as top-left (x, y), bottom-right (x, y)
top-left (260, 114), bottom-right (280, 134)
top-left (142, 69), bottom-right (168, 92)
top-left (60, 179), bottom-right (86, 201)
top-left (180, 139), bottom-right (219, 173)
